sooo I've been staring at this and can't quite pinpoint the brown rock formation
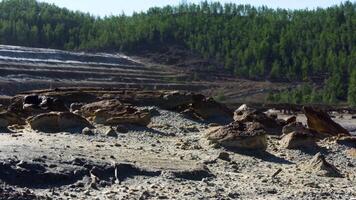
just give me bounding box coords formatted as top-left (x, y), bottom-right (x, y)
top-left (80, 99), bottom-right (151, 126)
top-left (204, 121), bottom-right (267, 150)
top-left (28, 112), bottom-right (93, 133)
top-left (303, 106), bottom-right (350, 136)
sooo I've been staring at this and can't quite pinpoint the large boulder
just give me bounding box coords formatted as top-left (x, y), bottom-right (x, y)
top-left (81, 99), bottom-right (151, 126)
top-left (280, 122), bottom-right (317, 149)
top-left (303, 107), bottom-right (350, 137)
top-left (204, 121), bottom-right (267, 150)
top-left (234, 109), bottom-right (283, 135)
top-left (280, 131), bottom-right (316, 149)
top-left (28, 112), bottom-right (93, 133)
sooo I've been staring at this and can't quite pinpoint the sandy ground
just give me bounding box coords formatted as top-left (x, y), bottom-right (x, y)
top-left (0, 108), bottom-right (355, 199)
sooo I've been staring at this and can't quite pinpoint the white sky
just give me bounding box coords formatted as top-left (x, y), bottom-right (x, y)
top-left (38, 0), bottom-right (350, 17)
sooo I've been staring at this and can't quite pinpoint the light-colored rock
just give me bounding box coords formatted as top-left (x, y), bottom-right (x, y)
top-left (29, 112), bottom-right (93, 133)
top-left (303, 153), bottom-right (343, 177)
top-left (81, 99), bottom-right (151, 126)
top-left (82, 127), bottom-right (95, 135)
top-left (280, 131), bottom-right (316, 149)
top-left (204, 121), bottom-right (267, 150)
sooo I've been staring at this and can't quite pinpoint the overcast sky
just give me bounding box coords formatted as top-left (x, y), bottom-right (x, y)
top-left (38, 0), bottom-right (350, 17)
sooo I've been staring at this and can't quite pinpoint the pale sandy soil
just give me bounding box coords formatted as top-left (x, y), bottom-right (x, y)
top-left (0, 108), bottom-right (355, 200)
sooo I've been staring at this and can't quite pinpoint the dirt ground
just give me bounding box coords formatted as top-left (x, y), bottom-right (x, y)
top-left (0, 108), bottom-right (355, 200)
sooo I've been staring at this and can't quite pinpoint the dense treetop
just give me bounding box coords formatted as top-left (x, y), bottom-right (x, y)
top-left (0, 0), bottom-right (355, 105)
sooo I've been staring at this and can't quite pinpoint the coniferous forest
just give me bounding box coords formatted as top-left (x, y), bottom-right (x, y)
top-left (0, 0), bottom-right (355, 106)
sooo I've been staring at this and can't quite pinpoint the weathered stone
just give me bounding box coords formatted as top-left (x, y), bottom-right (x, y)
top-left (106, 128), bottom-right (118, 137)
top-left (234, 109), bottom-right (283, 135)
top-left (82, 127), bottom-right (95, 135)
top-left (70, 103), bottom-right (84, 112)
top-left (285, 116), bottom-right (297, 124)
top-left (115, 125), bottom-right (129, 133)
top-left (280, 131), bottom-right (316, 149)
top-left (303, 107), bottom-right (350, 136)
top-left (29, 112), bottom-right (93, 133)
top-left (0, 111), bottom-right (25, 128)
top-left (303, 153), bottom-right (343, 178)
top-left (81, 99), bottom-right (151, 126)
top-left (282, 122), bottom-right (309, 135)
top-left (205, 121), bottom-right (267, 150)
top-left (217, 151), bottom-right (231, 161)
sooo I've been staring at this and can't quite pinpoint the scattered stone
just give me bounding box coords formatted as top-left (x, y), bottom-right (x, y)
top-left (303, 107), bottom-right (350, 137)
top-left (28, 112), bottom-right (93, 133)
top-left (303, 153), bottom-right (343, 177)
top-left (204, 121), bottom-right (267, 150)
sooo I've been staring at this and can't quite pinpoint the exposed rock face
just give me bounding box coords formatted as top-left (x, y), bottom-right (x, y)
top-left (280, 122), bottom-right (316, 149)
top-left (28, 112), bottom-right (93, 133)
top-left (303, 153), bottom-right (343, 177)
top-left (282, 122), bottom-right (310, 135)
top-left (234, 109), bottom-right (283, 135)
top-left (0, 112), bottom-right (25, 128)
top-left (8, 95), bottom-right (68, 117)
top-left (81, 99), bottom-right (151, 126)
top-left (280, 131), bottom-right (316, 149)
top-left (204, 121), bottom-right (267, 150)
top-left (303, 107), bottom-right (350, 136)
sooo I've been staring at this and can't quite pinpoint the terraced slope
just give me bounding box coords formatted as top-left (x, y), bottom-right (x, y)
top-left (0, 45), bottom-right (289, 103)
top-left (0, 45), bottom-right (209, 95)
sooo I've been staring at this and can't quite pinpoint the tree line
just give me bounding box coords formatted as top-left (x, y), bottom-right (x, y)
top-left (0, 0), bottom-right (355, 106)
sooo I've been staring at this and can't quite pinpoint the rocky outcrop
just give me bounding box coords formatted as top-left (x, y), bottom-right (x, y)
top-left (303, 153), bottom-right (343, 177)
top-left (234, 109), bottom-right (283, 135)
top-left (8, 94), bottom-right (68, 117)
top-left (280, 122), bottom-right (316, 149)
top-left (80, 99), bottom-right (151, 126)
top-left (280, 131), bottom-right (316, 149)
top-left (28, 112), bottom-right (93, 133)
top-left (0, 111), bottom-right (25, 128)
top-left (204, 121), bottom-right (267, 150)
top-left (303, 107), bottom-right (350, 137)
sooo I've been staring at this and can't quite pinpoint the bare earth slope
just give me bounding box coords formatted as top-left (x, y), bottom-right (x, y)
top-left (0, 45), bottom-right (288, 103)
